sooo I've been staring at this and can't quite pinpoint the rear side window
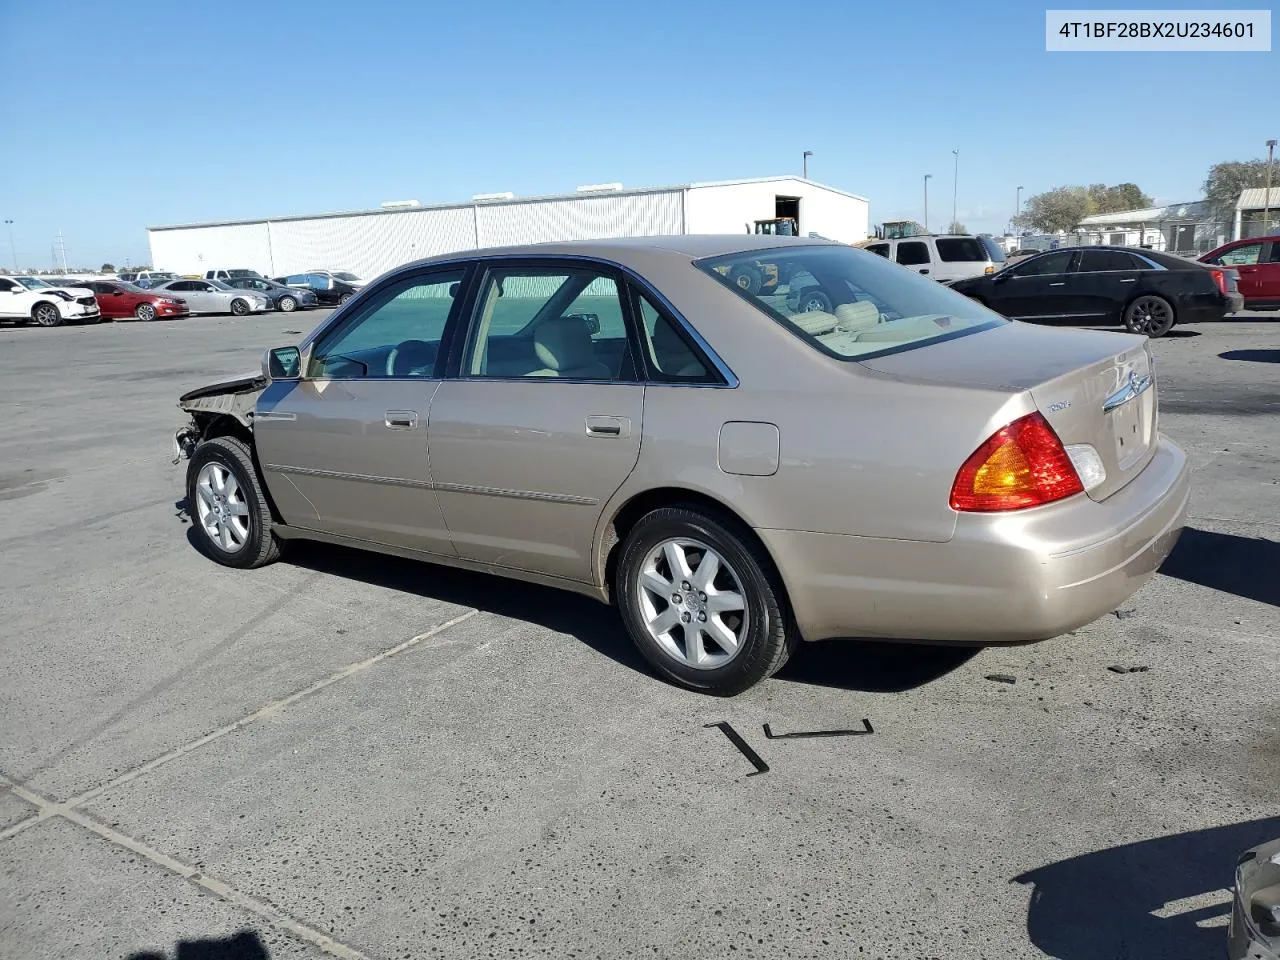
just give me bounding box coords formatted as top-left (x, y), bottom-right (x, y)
top-left (896, 241), bottom-right (930, 266)
top-left (935, 238), bottom-right (987, 262)
top-left (1013, 251), bottom-right (1074, 276)
top-left (865, 243), bottom-right (890, 258)
top-left (1079, 250), bottom-right (1140, 272)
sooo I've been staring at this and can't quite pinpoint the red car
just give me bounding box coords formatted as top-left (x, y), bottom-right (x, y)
top-left (1200, 235), bottom-right (1280, 311)
top-left (85, 280), bottom-right (190, 321)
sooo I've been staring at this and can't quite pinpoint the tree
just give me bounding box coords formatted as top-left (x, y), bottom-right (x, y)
top-left (1015, 186), bottom-right (1094, 233)
top-left (947, 220), bottom-right (967, 234)
top-left (100, 262), bottom-right (115, 272)
top-left (1203, 159), bottom-right (1270, 223)
top-left (1087, 182), bottom-right (1152, 213)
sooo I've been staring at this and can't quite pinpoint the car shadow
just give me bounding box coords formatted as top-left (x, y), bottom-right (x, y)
top-left (1220, 348), bottom-right (1280, 363)
top-left (279, 539), bottom-right (973, 693)
top-left (128, 928), bottom-right (269, 959)
top-left (1160, 526), bottom-right (1279, 607)
top-left (1015, 816), bottom-right (1280, 960)
top-left (1159, 328), bottom-right (1202, 339)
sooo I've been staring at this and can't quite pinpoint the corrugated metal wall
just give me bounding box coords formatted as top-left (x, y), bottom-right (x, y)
top-left (475, 192), bottom-right (683, 247)
top-left (268, 207), bottom-right (476, 279)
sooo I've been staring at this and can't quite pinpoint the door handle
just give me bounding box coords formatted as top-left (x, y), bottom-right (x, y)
top-left (1119, 278), bottom-right (1137, 283)
top-left (585, 415), bottom-right (630, 438)
top-left (384, 410), bottom-right (418, 429)
top-left (1049, 282), bottom-right (1065, 286)
top-left (919, 268), bottom-right (930, 274)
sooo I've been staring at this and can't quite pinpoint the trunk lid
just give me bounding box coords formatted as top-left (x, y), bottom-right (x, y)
top-left (858, 322), bottom-right (1158, 502)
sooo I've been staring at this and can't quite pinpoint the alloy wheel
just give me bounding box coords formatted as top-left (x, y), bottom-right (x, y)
top-left (1127, 297), bottom-right (1172, 334)
top-left (33, 303), bottom-right (60, 326)
top-left (195, 461), bottom-right (251, 553)
top-left (635, 538), bottom-right (749, 669)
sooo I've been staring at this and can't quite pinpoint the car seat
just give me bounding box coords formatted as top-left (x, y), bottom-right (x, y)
top-left (528, 317), bottom-right (611, 379)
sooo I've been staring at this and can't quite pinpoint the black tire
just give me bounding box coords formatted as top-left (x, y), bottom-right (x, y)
top-left (185, 436), bottom-right (281, 569)
top-left (797, 288), bottom-right (832, 313)
top-left (338, 292), bottom-right (354, 304)
top-left (729, 266), bottom-right (764, 296)
top-left (134, 303), bottom-right (157, 321)
top-left (278, 295), bottom-right (297, 313)
top-left (615, 506), bottom-right (799, 695)
top-left (31, 302), bottom-right (63, 327)
top-left (230, 298), bottom-right (251, 316)
top-left (1123, 294), bottom-right (1175, 337)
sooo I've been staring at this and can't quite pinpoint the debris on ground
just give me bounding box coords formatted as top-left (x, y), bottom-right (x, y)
top-left (1113, 608), bottom-right (1137, 620)
top-left (985, 673), bottom-right (1017, 684)
top-left (1107, 664), bottom-right (1150, 674)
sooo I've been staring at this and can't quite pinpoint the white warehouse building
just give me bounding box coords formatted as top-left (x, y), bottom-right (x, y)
top-left (147, 176), bottom-right (870, 280)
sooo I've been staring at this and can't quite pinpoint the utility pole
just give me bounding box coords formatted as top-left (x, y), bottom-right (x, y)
top-left (1265, 139), bottom-right (1277, 234)
top-left (923, 174), bottom-right (932, 231)
top-left (802, 150), bottom-right (813, 179)
top-left (55, 230), bottom-right (68, 274)
top-left (1015, 185), bottom-right (1024, 234)
top-left (951, 149), bottom-right (960, 232)
top-left (3, 220), bottom-right (14, 272)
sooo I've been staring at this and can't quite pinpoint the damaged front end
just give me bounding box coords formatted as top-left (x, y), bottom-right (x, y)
top-left (172, 370), bottom-right (268, 463)
top-left (1230, 838), bottom-right (1280, 960)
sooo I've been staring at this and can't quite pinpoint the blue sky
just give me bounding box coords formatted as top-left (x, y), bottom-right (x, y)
top-left (0, 0), bottom-right (1274, 268)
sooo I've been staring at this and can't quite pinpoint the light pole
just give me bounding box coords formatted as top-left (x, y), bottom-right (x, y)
top-left (1265, 139), bottom-right (1277, 234)
top-left (1015, 185), bottom-right (1024, 234)
top-left (951, 149), bottom-right (960, 232)
top-left (802, 150), bottom-right (813, 179)
top-left (3, 220), bottom-right (14, 272)
top-left (923, 174), bottom-right (932, 231)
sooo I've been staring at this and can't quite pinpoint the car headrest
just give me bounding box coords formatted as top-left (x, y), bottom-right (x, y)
top-left (534, 317), bottom-right (596, 372)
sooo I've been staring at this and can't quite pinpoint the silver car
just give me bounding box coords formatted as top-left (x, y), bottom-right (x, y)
top-left (150, 279), bottom-right (269, 315)
top-left (173, 236), bottom-right (1189, 695)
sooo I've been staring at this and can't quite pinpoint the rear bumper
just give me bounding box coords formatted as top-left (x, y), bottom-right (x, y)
top-left (1182, 290), bottom-right (1242, 322)
top-left (759, 435), bottom-right (1190, 644)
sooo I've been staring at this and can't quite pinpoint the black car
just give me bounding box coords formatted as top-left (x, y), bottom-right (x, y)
top-left (226, 276), bottom-right (319, 313)
top-left (272, 272), bottom-right (360, 306)
top-left (949, 246), bottom-right (1243, 337)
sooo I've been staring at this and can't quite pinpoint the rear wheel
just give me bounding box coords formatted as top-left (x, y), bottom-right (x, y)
top-left (797, 289), bottom-right (832, 313)
top-left (1124, 295), bottom-right (1175, 337)
top-left (32, 302), bottom-right (63, 327)
top-left (230, 298), bottom-right (251, 316)
top-left (616, 507), bottom-right (798, 695)
top-left (278, 295), bottom-right (297, 313)
top-left (134, 303), bottom-right (157, 321)
top-left (186, 436), bottom-right (280, 569)
top-left (729, 266), bottom-right (764, 296)
top-left (338, 292), bottom-right (354, 305)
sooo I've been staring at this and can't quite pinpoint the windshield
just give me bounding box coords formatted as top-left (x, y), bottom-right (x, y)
top-left (697, 244), bottom-right (1005, 361)
top-left (16, 277), bottom-right (52, 289)
top-left (331, 271), bottom-right (360, 282)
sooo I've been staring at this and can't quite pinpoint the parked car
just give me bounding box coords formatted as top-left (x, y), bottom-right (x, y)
top-left (863, 234), bottom-right (999, 282)
top-left (84, 279), bottom-right (190, 321)
top-left (225, 276), bottom-right (318, 312)
top-left (305, 269), bottom-right (365, 288)
top-left (1230, 836), bottom-right (1280, 960)
top-left (119, 270), bottom-right (178, 289)
top-left (949, 246), bottom-right (1243, 337)
top-left (149, 279), bottom-right (269, 315)
top-left (173, 236), bottom-right (1189, 695)
top-left (0, 275), bottom-right (100, 326)
top-left (271, 272), bottom-right (361, 306)
top-left (205, 268), bottom-right (265, 283)
top-left (1199, 235), bottom-right (1280, 310)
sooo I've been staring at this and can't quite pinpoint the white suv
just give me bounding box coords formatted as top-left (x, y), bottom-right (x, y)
top-left (0, 275), bottom-right (101, 326)
top-left (863, 235), bottom-right (1001, 282)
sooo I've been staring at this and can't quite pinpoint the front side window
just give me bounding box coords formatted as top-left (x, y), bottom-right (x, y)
top-left (1210, 243), bottom-right (1262, 266)
top-left (309, 269), bottom-right (466, 379)
top-left (463, 267), bottom-right (634, 381)
top-left (866, 243), bottom-right (890, 258)
top-left (935, 238), bottom-right (987, 262)
top-left (1078, 250), bottom-right (1140, 272)
top-left (1012, 251), bottom-right (1074, 277)
top-left (697, 245), bottom-right (1004, 361)
top-left (0, 278), bottom-right (17, 292)
top-left (896, 241), bottom-right (930, 266)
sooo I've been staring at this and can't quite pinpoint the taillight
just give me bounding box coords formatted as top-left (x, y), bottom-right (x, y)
top-left (950, 412), bottom-right (1084, 512)
top-left (1209, 268), bottom-right (1228, 296)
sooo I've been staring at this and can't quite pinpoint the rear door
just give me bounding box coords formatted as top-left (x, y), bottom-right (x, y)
top-left (1071, 249), bottom-right (1145, 322)
top-left (91, 281), bottom-right (126, 318)
top-left (168, 281), bottom-right (207, 312)
top-left (895, 240), bottom-right (934, 277)
top-left (427, 261), bottom-right (644, 583)
top-left (984, 249), bottom-right (1079, 319)
top-left (933, 236), bottom-right (992, 282)
top-left (253, 265), bottom-right (470, 554)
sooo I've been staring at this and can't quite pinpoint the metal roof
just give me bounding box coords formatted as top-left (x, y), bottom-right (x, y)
top-left (1237, 187), bottom-right (1280, 210)
top-left (148, 176), bottom-right (869, 232)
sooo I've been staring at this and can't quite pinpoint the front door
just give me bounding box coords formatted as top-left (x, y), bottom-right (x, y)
top-left (1210, 241), bottom-right (1267, 303)
top-left (1071, 248), bottom-right (1145, 321)
top-left (253, 266), bottom-right (470, 555)
top-left (988, 249), bottom-right (1079, 320)
top-left (427, 263), bottom-right (644, 583)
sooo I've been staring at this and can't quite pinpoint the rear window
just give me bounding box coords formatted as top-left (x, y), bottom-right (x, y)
top-left (697, 245), bottom-right (1004, 361)
top-left (935, 237), bottom-right (988, 262)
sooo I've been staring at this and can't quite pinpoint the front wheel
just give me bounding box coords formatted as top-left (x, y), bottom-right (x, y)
top-left (797, 289), bottom-right (832, 313)
top-left (278, 295), bottom-right (297, 313)
top-left (32, 302), bottom-right (63, 327)
top-left (1124, 295), bottom-right (1175, 337)
top-left (729, 266), bottom-right (764, 296)
top-left (134, 303), bottom-right (157, 321)
top-left (186, 436), bottom-right (281, 569)
top-left (230, 298), bottom-right (251, 316)
top-left (615, 507), bottom-right (798, 695)
top-left (338, 292), bottom-right (354, 305)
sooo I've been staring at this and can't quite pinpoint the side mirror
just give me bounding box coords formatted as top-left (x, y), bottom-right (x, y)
top-left (263, 345), bottom-right (301, 380)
